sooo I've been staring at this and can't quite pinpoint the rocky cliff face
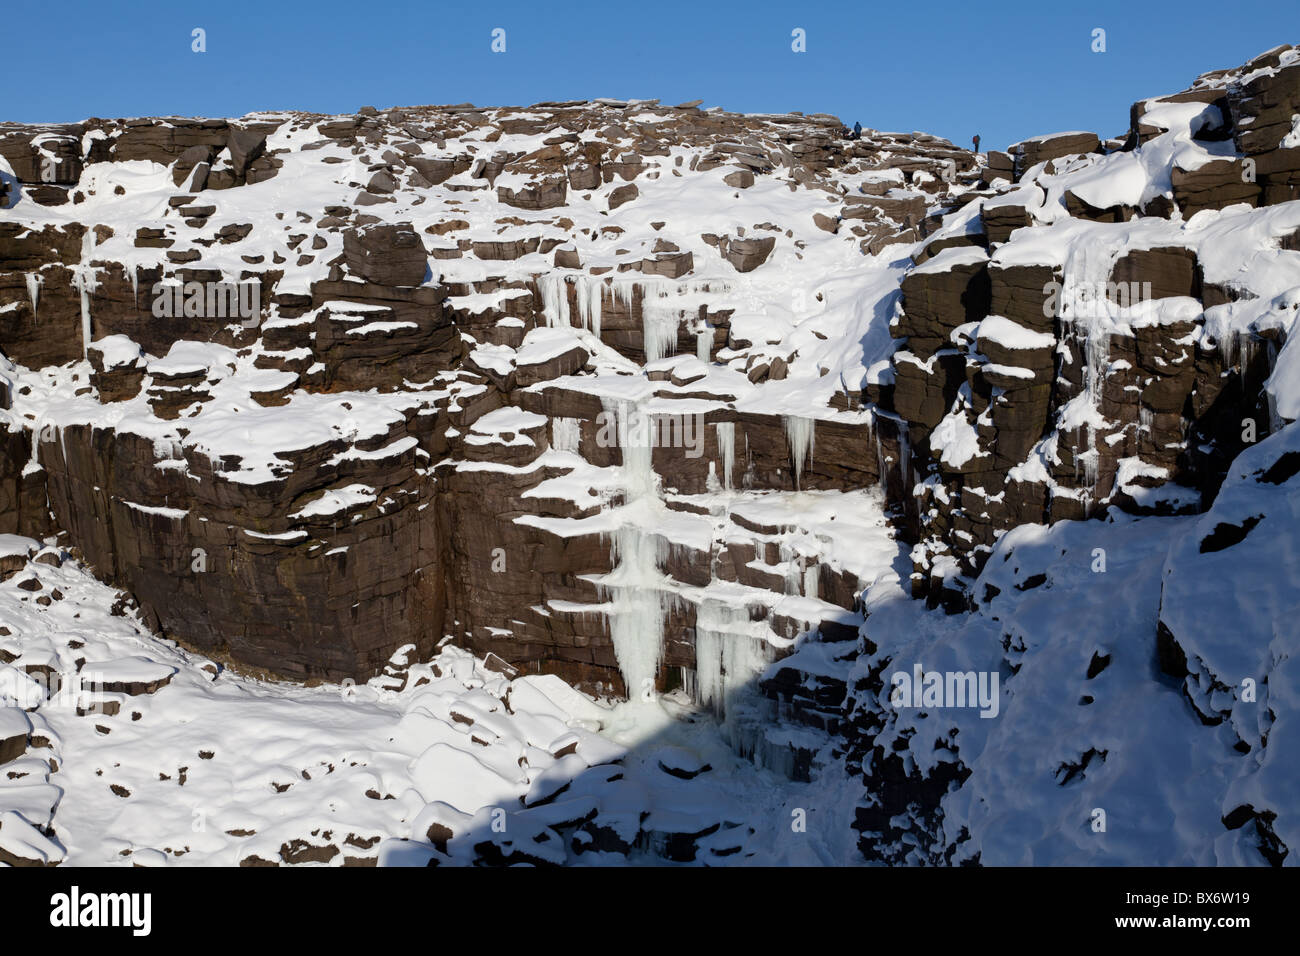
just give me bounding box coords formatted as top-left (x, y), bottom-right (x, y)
top-left (3, 46), bottom-right (1300, 866)
top-left (882, 45), bottom-right (1300, 610)
top-left (0, 96), bottom-right (973, 691)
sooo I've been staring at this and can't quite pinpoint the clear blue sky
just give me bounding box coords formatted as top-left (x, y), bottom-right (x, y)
top-left (4, 0), bottom-right (1295, 150)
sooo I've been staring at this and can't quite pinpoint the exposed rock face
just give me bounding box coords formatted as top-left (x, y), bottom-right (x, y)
top-left (35, 411), bottom-right (446, 678)
top-left (1, 100), bottom-right (966, 691)
top-left (872, 45), bottom-right (1300, 612)
top-left (1009, 131), bottom-right (1101, 180)
top-left (342, 223), bottom-right (430, 286)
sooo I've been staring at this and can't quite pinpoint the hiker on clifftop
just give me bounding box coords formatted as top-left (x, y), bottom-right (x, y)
top-left (853, 121), bottom-right (862, 140)
top-left (972, 133), bottom-right (981, 153)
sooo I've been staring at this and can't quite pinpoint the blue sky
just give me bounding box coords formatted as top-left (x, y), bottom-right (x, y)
top-left (5, 0), bottom-right (1295, 149)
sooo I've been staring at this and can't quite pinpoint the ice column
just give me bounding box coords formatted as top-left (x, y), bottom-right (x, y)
top-left (551, 417), bottom-right (581, 454)
top-left (693, 597), bottom-right (772, 718)
top-left (599, 397), bottom-right (668, 698)
top-left (782, 415), bottom-right (816, 488)
top-left (71, 229), bottom-right (98, 358)
top-left (25, 273), bottom-right (41, 323)
top-left (715, 422), bottom-right (735, 490)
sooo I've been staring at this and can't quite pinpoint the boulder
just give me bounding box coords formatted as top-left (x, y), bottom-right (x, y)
top-left (1010, 131), bottom-right (1100, 178)
top-left (608, 183), bottom-right (638, 210)
top-left (343, 222), bottom-right (429, 286)
top-left (1109, 246), bottom-right (1200, 301)
top-left (498, 177), bottom-right (567, 210)
top-left (719, 235), bottom-right (775, 273)
top-left (1171, 159), bottom-right (1260, 216)
top-left (896, 248), bottom-right (991, 350)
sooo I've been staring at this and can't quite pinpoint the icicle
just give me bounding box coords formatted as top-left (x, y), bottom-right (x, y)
top-left (1238, 332), bottom-right (1257, 394)
top-left (897, 421), bottom-right (912, 496)
top-left (873, 428), bottom-right (886, 491)
top-left (1084, 327), bottom-right (1110, 407)
top-left (602, 397), bottom-right (656, 499)
top-left (596, 396), bottom-right (669, 696)
top-left (781, 415), bottom-right (816, 488)
top-left (742, 431), bottom-right (755, 489)
top-left (680, 666), bottom-right (698, 701)
top-left (1220, 325), bottom-right (1237, 373)
top-left (781, 543), bottom-right (803, 596)
top-left (551, 416), bottom-right (581, 453)
top-left (1080, 426), bottom-right (1100, 490)
top-left (695, 326), bottom-right (712, 362)
top-left (1266, 387), bottom-right (1283, 436)
top-left (575, 275), bottom-right (604, 338)
top-left (24, 419), bottom-right (46, 474)
top-left (25, 273), bottom-right (41, 323)
top-left (644, 313), bottom-right (678, 363)
top-left (612, 278), bottom-right (634, 318)
top-left (803, 563), bottom-right (820, 600)
top-left (715, 422), bottom-right (735, 490)
top-left (603, 525), bottom-right (669, 697)
top-left (73, 274), bottom-right (94, 358)
top-left (573, 277), bottom-right (587, 329)
top-left (539, 273), bottom-right (570, 328)
top-left (539, 275), bottom-right (557, 327)
top-left (1264, 339), bottom-right (1283, 435)
top-left (1057, 243), bottom-right (1118, 500)
top-left (590, 277), bottom-right (604, 338)
top-left (634, 278), bottom-right (681, 363)
top-left (692, 597), bottom-right (772, 718)
top-left (71, 228), bottom-right (98, 358)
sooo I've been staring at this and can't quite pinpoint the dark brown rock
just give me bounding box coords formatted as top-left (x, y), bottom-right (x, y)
top-left (343, 222), bottom-right (429, 286)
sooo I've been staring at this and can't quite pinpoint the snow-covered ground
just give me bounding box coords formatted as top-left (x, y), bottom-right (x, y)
top-left (0, 537), bottom-right (867, 865)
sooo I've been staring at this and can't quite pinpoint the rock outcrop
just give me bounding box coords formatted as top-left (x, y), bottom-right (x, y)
top-left (874, 44), bottom-right (1300, 611)
top-left (3, 51), bottom-right (1299, 687)
top-left (1, 100), bottom-right (970, 690)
